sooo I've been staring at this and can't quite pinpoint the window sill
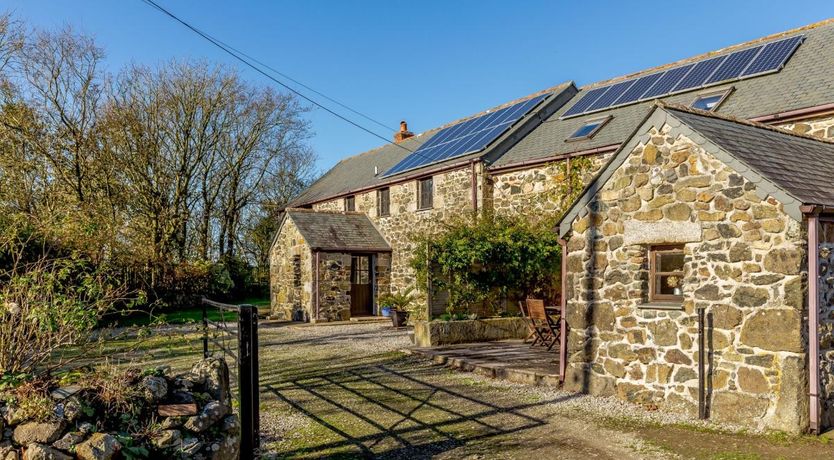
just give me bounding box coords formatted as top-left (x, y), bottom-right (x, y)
top-left (416, 206), bottom-right (434, 212)
top-left (639, 302), bottom-right (684, 311)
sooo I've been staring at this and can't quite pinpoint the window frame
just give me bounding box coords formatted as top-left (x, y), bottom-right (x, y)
top-left (417, 176), bottom-right (434, 210)
top-left (566, 115), bottom-right (612, 142)
top-left (648, 244), bottom-right (685, 303)
top-left (345, 195), bottom-right (356, 212)
top-left (377, 187), bottom-right (390, 217)
top-left (690, 87), bottom-right (733, 112)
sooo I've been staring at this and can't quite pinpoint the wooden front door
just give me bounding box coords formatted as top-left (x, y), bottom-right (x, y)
top-left (350, 255), bottom-right (373, 316)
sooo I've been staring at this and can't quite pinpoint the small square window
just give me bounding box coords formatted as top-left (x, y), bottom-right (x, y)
top-left (377, 188), bottom-right (390, 217)
top-left (345, 195), bottom-right (355, 212)
top-left (649, 245), bottom-right (685, 303)
top-left (691, 89), bottom-right (732, 111)
top-left (418, 177), bottom-right (433, 210)
top-left (567, 116), bottom-right (612, 141)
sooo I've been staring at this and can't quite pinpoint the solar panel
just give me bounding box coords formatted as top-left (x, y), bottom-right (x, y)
top-left (614, 72), bottom-right (664, 105)
top-left (560, 34), bottom-right (803, 118)
top-left (561, 86), bottom-right (609, 117)
top-left (672, 55), bottom-right (726, 92)
top-left (586, 80), bottom-right (636, 111)
top-left (741, 35), bottom-right (804, 76)
top-left (641, 64), bottom-right (695, 99)
top-left (704, 46), bottom-right (762, 84)
top-left (383, 94), bottom-right (548, 177)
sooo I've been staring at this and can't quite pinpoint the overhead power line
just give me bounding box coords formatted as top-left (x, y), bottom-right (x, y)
top-left (140, 0), bottom-right (414, 153)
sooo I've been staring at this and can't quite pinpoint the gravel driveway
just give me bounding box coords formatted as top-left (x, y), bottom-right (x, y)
top-left (104, 321), bottom-right (834, 459)
top-left (248, 322), bottom-right (834, 459)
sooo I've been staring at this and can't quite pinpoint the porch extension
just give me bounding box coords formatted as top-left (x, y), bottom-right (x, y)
top-left (404, 340), bottom-right (561, 386)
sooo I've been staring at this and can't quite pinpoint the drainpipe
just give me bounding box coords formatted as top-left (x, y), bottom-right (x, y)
top-left (697, 306), bottom-right (707, 419)
top-left (559, 238), bottom-right (568, 383)
top-left (808, 211), bottom-right (821, 434)
top-left (314, 250), bottom-right (320, 323)
top-left (470, 160), bottom-right (478, 216)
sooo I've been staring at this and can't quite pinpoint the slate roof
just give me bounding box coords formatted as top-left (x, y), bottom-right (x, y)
top-left (287, 209), bottom-right (391, 252)
top-left (287, 82), bottom-right (575, 207)
top-left (556, 103), bottom-right (834, 237)
top-left (493, 18), bottom-right (834, 168)
top-left (665, 105), bottom-right (834, 208)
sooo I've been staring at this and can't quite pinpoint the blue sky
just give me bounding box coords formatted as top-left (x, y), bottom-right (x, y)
top-left (6, 1), bottom-right (831, 173)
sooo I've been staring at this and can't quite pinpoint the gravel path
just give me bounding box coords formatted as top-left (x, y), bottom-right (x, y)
top-left (107, 321), bottom-right (834, 459)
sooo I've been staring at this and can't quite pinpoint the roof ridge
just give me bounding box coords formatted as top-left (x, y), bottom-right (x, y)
top-left (658, 101), bottom-right (834, 145)
top-left (582, 18), bottom-right (834, 90)
top-left (425, 81), bottom-right (574, 133)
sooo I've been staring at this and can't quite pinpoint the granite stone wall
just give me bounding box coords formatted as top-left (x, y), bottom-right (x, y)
top-left (490, 154), bottom-right (611, 218)
top-left (312, 167), bottom-right (477, 314)
top-left (269, 217), bottom-right (312, 321)
top-left (316, 252), bottom-right (352, 322)
top-left (563, 124), bottom-right (808, 433)
top-left (818, 224), bottom-right (834, 427)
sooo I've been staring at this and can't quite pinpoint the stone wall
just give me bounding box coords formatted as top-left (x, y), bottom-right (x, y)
top-left (563, 123), bottom-right (808, 433)
top-left (312, 167), bottom-right (476, 313)
top-left (489, 154), bottom-right (612, 218)
top-left (819, 224), bottom-right (834, 427)
top-left (269, 217), bottom-right (312, 320)
top-left (316, 252), bottom-right (352, 322)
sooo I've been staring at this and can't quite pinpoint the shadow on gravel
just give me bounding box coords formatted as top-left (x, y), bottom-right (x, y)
top-left (265, 362), bottom-right (580, 459)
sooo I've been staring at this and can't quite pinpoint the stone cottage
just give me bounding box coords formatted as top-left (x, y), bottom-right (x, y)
top-left (272, 19), bottom-right (834, 432)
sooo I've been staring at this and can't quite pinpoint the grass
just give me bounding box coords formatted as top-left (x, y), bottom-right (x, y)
top-left (109, 296), bottom-right (268, 327)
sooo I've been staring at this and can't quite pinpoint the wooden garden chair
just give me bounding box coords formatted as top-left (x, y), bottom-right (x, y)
top-left (519, 301), bottom-right (536, 344)
top-left (526, 298), bottom-right (561, 351)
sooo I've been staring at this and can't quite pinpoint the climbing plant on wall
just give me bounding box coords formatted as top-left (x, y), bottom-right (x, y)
top-left (551, 155), bottom-right (595, 213)
top-left (410, 216), bottom-right (562, 316)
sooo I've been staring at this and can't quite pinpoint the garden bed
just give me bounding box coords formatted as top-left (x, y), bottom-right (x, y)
top-left (413, 317), bottom-right (528, 347)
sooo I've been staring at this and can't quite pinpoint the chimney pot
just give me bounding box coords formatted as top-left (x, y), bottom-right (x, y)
top-left (394, 119), bottom-right (414, 143)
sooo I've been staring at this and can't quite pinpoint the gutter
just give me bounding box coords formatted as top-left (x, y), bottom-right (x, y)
top-left (487, 144), bottom-right (621, 174)
top-left (750, 102), bottom-right (834, 124)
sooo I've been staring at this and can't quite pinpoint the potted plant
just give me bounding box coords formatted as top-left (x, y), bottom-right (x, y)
top-left (379, 287), bottom-right (416, 327)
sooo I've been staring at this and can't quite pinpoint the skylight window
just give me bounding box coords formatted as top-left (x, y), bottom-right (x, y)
top-left (691, 89), bottom-right (732, 111)
top-left (567, 116), bottom-right (612, 141)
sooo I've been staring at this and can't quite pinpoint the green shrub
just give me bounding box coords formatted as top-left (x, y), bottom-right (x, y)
top-left (411, 215), bottom-right (561, 316)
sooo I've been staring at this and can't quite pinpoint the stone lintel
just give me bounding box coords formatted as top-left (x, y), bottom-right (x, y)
top-left (623, 221), bottom-right (702, 246)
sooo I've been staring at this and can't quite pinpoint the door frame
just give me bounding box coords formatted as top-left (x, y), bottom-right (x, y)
top-left (349, 253), bottom-right (376, 317)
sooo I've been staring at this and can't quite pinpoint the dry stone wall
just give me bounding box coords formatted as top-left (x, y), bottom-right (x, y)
top-left (269, 217), bottom-right (312, 321)
top-left (563, 124), bottom-right (808, 433)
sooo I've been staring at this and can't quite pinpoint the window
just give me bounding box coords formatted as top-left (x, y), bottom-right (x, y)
top-left (377, 187), bottom-right (390, 217)
top-left (418, 177), bottom-right (433, 210)
top-left (649, 245), bottom-right (685, 303)
top-left (691, 88), bottom-right (732, 111)
top-left (345, 195), bottom-right (355, 212)
top-left (567, 116), bottom-right (612, 141)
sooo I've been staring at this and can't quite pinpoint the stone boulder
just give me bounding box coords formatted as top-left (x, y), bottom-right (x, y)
top-left (22, 443), bottom-right (70, 460)
top-left (189, 358), bottom-right (231, 409)
top-left (75, 433), bottom-right (120, 460)
top-left (13, 423), bottom-right (64, 446)
top-left (139, 376), bottom-right (168, 403)
top-left (740, 309), bottom-right (802, 352)
top-left (184, 402), bottom-right (227, 433)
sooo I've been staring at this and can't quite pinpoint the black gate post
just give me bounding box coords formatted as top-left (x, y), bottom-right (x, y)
top-left (238, 304), bottom-right (260, 459)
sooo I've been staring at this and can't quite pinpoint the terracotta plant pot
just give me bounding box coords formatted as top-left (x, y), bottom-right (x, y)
top-left (391, 310), bottom-right (410, 327)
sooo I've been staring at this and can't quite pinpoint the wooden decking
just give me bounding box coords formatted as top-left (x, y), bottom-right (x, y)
top-left (403, 340), bottom-right (561, 386)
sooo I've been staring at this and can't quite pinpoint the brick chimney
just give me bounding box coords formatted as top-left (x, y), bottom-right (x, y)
top-left (393, 120), bottom-right (414, 143)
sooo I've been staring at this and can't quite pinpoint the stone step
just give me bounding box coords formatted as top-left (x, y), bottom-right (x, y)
top-left (349, 316), bottom-right (390, 323)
